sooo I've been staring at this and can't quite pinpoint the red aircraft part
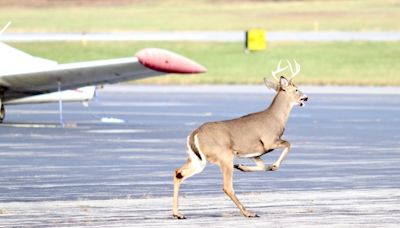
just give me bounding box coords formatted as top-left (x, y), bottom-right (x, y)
top-left (135, 48), bottom-right (207, 74)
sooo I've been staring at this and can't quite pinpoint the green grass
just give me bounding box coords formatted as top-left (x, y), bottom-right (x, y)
top-left (10, 41), bottom-right (400, 86)
top-left (1, 0), bottom-right (399, 32)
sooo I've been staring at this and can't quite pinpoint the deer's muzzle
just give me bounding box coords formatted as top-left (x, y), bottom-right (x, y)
top-left (299, 95), bottom-right (308, 107)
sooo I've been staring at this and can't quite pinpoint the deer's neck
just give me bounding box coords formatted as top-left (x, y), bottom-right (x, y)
top-left (265, 91), bottom-right (294, 126)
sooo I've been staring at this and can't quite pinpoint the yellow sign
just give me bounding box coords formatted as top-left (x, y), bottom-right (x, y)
top-left (245, 29), bottom-right (266, 52)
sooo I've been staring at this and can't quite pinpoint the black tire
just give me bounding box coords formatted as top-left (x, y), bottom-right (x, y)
top-left (0, 105), bottom-right (5, 123)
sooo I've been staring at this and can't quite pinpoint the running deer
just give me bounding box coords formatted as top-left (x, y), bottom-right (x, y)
top-left (172, 60), bottom-right (308, 219)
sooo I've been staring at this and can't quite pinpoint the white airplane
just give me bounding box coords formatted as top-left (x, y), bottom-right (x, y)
top-left (0, 23), bottom-right (206, 123)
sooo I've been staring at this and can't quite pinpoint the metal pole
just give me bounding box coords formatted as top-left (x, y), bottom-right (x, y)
top-left (58, 81), bottom-right (64, 127)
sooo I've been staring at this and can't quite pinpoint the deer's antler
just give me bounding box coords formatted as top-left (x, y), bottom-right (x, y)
top-left (287, 59), bottom-right (301, 81)
top-left (271, 59), bottom-right (288, 81)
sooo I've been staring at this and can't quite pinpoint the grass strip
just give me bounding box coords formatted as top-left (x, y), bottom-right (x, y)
top-left (10, 41), bottom-right (400, 86)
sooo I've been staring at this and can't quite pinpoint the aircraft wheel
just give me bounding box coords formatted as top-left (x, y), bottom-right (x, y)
top-left (0, 105), bottom-right (5, 123)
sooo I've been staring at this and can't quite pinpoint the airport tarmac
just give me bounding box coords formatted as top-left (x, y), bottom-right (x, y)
top-left (0, 85), bottom-right (399, 227)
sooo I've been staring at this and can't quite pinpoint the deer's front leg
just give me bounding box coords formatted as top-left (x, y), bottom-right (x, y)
top-left (268, 140), bottom-right (291, 171)
top-left (234, 157), bottom-right (266, 172)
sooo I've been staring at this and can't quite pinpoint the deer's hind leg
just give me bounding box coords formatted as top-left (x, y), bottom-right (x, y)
top-left (173, 156), bottom-right (206, 219)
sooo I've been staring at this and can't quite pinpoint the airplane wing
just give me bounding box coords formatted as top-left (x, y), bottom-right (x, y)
top-left (0, 44), bottom-right (206, 102)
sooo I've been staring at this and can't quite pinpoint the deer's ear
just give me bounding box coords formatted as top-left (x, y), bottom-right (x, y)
top-left (279, 76), bottom-right (289, 90)
top-left (263, 78), bottom-right (279, 91)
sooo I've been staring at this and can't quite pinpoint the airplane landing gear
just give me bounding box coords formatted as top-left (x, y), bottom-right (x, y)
top-left (0, 96), bottom-right (4, 123)
top-left (0, 103), bottom-right (4, 123)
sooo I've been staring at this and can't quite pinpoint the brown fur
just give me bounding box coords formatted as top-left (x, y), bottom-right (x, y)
top-left (172, 76), bottom-right (308, 219)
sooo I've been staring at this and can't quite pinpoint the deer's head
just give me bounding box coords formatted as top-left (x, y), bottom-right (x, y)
top-left (264, 60), bottom-right (308, 107)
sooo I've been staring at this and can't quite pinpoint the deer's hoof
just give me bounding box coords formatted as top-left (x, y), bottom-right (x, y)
top-left (244, 210), bottom-right (259, 218)
top-left (234, 164), bottom-right (244, 171)
top-left (268, 164), bottom-right (278, 171)
top-left (173, 213), bottom-right (186, 219)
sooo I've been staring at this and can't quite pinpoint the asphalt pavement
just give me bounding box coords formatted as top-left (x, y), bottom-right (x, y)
top-left (0, 85), bottom-right (399, 227)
